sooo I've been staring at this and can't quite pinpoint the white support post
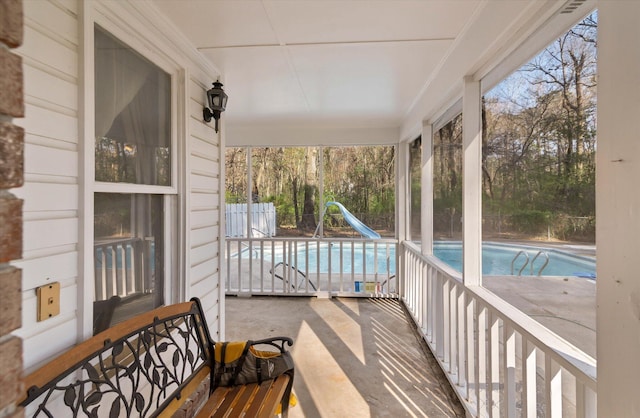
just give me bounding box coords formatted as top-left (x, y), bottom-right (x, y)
top-left (462, 76), bottom-right (483, 285)
top-left (397, 141), bottom-right (410, 243)
top-left (597, 3), bottom-right (640, 416)
top-left (421, 122), bottom-right (434, 255)
top-left (79, 0), bottom-right (96, 340)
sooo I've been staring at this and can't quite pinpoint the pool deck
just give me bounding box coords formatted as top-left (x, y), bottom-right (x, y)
top-left (476, 241), bottom-right (596, 358)
top-left (496, 240), bottom-right (596, 258)
top-left (484, 275), bottom-right (596, 357)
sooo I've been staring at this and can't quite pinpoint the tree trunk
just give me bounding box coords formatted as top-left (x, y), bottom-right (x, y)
top-left (481, 98), bottom-right (494, 199)
top-left (300, 148), bottom-right (318, 231)
top-left (292, 177), bottom-right (300, 228)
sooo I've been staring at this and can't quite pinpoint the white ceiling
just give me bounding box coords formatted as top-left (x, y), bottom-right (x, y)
top-left (151, 0), bottom-right (591, 141)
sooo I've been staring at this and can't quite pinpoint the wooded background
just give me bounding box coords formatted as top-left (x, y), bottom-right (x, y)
top-left (226, 14), bottom-right (596, 242)
top-left (226, 145), bottom-right (396, 237)
top-left (420, 13), bottom-right (596, 242)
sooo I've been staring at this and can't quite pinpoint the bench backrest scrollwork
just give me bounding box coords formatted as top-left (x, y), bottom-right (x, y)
top-left (20, 298), bottom-right (214, 418)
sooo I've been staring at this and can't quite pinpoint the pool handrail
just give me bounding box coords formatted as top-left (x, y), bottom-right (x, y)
top-left (530, 250), bottom-right (550, 276)
top-left (270, 261), bottom-right (318, 291)
top-left (511, 250), bottom-right (530, 275)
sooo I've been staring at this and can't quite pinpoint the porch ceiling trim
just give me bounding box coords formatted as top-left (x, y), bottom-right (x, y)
top-left (226, 124), bottom-right (400, 147)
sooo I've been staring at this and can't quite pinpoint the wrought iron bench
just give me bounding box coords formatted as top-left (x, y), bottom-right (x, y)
top-left (19, 298), bottom-right (294, 417)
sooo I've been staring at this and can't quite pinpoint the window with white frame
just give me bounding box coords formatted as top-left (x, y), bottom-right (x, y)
top-left (93, 25), bottom-right (175, 333)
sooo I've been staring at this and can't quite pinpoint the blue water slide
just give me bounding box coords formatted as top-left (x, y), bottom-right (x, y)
top-left (324, 201), bottom-right (381, 239)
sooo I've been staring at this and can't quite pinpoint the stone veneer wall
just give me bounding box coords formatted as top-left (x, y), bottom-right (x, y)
top-left (0, 1), bottom-right (24, 417)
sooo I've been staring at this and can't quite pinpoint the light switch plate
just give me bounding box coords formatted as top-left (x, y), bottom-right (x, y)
top-left (37, 282), bottom-right (60, 321)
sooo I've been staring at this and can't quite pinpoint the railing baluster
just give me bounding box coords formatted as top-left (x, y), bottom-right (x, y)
top-left (411, 252), bottom-right (416, 312)
top-left (126, 244), bottom-right (133, 295)
top-left (270, 240), bottom-right (275, 292)
top-left (114, 244), bottom-right (121, 296)
top-left (522, 339), bottom-right (537, 418)
top-left (339, 241), bottom-right (344, 292)
top-left (328, 239), bottom-right (332, 294)
top-left (442, 277), bottom-right (450, 368)
top-left (545, 355), bottom-right (562, 417)
top-left (385, 243), bottom-right (390, 295)
top-left (503, 324), bottom-right (516, 418)
top-left (466, 297), bottom-right (475, 404)
top-left (259, 242), bottom-right (264, 293)
top-left (373, 241), bottom-right (378, 292)
top-left (235, 240), bottom-right (241, 291)
top-left (100, 246), bottom-right (107, 300)
top-left (313, 240), bottom-right (318, 292)
top-left (351, 241), bottom-right (355, 287)
top-left (423, 263), bottom-right (429, 336)
top-left (248, 239), bottom-right (253, 293)
top-left (435, 272), bottom-right (444, 359)
top-left (449, 282), bottom-right (458, 377)
top-left (477, 304), bottom-right (487, 416)
top-left (457, 288), bottom-right (466, 392)
top-left (488, 311), bottom-right (500, 417)
top-left (428, 265), bottom-right (434, 340)
top-left (286, 241), bottom-right (292, 293)
top-left (109, 244), bottom-right (117, 298)
top-left (575, 379), bottom-right (597, 418)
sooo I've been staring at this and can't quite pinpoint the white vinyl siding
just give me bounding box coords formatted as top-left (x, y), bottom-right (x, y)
top-left (13, 0), bottom-right (81, 369)
top-left (187, 76), bottom-right (223, 339)
top-left (14, 0), bottom-right (224, 370)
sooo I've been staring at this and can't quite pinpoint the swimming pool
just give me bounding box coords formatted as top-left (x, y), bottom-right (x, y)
top-left (433, 242), bottom-right (596, 278)
top-left (232, 240), bottom-right (595, 278)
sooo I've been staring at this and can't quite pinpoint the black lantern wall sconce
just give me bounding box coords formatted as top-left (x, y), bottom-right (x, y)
top-left (203, 81), bottom-right (228, 133)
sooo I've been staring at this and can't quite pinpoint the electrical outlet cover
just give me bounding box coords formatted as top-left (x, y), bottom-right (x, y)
top-left (37, 282), bottom-right (60, 321)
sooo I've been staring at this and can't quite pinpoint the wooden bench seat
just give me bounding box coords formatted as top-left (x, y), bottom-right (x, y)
top-left (195, 374), bottom-right (291, 418)
top-left (19, 298), bottom-right (294, 417)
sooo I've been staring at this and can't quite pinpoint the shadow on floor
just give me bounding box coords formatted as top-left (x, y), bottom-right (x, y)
top-left (225, 296), bottom-right (465, 418)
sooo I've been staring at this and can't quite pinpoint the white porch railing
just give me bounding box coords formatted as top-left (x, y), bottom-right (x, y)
top-left (94, 237), bottom-right (154, 300)
top-left (400, 241), bottom-right (597, 417)
top-left (225, 237), bottom-right (398, 297)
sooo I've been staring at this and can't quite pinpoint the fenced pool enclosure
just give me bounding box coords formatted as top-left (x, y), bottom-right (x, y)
top-left (226, 237), bottom-right (398, 296)
top-left (225, 239), bottom-right (596, 297)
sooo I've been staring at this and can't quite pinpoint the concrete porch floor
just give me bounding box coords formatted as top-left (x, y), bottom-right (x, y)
top-left (224, 296), bottom-right (465, 418)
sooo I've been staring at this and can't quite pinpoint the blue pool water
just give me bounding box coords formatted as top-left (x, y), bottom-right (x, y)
top-left (243, 242), bottom-right (396, 275)
top-left (234, 241), bottom-right (595, 278)
top-left (433, 242), bottom-right (596, 278)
